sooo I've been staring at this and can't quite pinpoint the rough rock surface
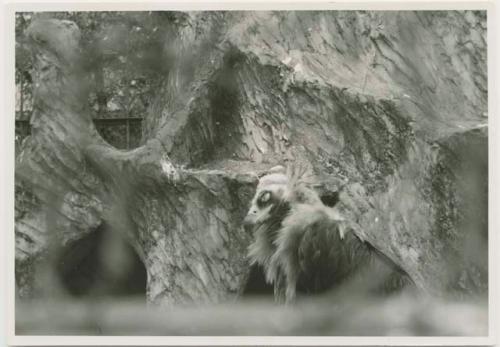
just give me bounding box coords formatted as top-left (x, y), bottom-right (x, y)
top-left (15, 11), bottom-right (487, 304)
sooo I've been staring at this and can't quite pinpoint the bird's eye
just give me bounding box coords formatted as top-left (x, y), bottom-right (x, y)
top-left (258, 191), bottom-right (272, 205)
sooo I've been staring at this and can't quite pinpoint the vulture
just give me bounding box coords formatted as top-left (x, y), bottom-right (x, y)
top-left (244, 165), bottom-right (414, 303)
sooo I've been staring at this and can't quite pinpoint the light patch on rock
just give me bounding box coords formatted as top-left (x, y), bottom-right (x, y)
top-left (160, 157), bottom-right (179, 181)
top-left (293, 63), bottom-right (303, 73)
top-left (403, 246), bottom-right (420, 264)
top-left (196, 263), bottom-right (210, 287)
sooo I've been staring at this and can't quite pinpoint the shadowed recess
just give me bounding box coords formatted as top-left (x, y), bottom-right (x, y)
top-left (242, 264), bottom-right (274, 297)
top-left (56, 223), bottom-right (147, 298)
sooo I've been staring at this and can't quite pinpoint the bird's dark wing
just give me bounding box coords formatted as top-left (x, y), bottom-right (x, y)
top-left (295, 212), bottom-right (413, 296)
top-left (295, 214), bottom-right (366, 294)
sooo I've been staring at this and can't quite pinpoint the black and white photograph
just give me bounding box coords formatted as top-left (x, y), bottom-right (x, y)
top-left (4, 1), bottom-right (495, 344)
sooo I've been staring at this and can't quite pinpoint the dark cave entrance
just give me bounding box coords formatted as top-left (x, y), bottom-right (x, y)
top-left (242, 264), bottom-right (274, 298)
top-left (56, 223), bottom-right (147, 298)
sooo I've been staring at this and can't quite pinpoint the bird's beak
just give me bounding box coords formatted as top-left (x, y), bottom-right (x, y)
top-left (243, 214), bottom-right (254, 227)
top-left (243, 209), bottom-right (260, 229)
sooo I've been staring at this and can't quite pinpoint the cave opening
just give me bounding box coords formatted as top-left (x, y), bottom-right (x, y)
top-left (56, 223), bottom-right (147, 298)
top-left (241, 264), bottom-right (274, 298)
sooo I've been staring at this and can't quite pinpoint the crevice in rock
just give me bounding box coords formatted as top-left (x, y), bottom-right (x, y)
top-left (207, 48), bottom-right (246, 162)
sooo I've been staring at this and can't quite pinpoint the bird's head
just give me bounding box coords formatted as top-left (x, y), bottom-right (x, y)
top-left (243, 166), bottom-right (288, 227)
top-left (243, 163), bottom-right (321, 228)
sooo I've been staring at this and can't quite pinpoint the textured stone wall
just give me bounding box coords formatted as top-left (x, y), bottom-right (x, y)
top-left (15, 11), bottom-right (487, 304)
